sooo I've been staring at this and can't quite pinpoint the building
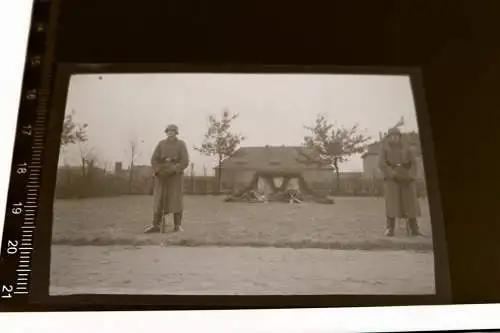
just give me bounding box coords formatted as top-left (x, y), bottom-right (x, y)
top-left (215, 146), bottom-right (335, 191)
top-left (361, 132), bottom-right (425, 180)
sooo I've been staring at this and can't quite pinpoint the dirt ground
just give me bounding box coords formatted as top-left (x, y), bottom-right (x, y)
top-left (50, 245), bottom-right (435, 295)
top-left (52, 195), bottom-right (433, 250)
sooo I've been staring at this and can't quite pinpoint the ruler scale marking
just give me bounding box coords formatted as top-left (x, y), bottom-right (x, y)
top-left (1, 1), bottom-right (58, 301)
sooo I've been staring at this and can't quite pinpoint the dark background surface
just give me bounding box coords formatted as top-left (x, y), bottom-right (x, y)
top-left (47, 0), bottom-right (500, 305)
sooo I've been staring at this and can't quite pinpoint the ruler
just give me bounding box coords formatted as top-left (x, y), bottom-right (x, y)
top-left (0, 0), bottom-right (57, 303)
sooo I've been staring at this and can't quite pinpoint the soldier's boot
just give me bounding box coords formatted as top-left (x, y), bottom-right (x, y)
top-left (173, 212), bottom-right (183, 232)
top-left (384, 217), bottom-right (396, 237)
top-left (407, 218), bottom-right (423, 237)
top-left (144, 212), bottom-right (162, 233)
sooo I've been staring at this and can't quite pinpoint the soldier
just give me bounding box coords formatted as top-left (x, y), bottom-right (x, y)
top-left (144, 124), bottom-right (189, 233)
top-left (378, 127), bottom-right (423, 237)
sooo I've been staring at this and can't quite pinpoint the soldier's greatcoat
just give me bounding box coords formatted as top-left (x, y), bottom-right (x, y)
top-left (151, 137), bottom-right (189, 215)
top-left (378, 141), bottom-right (421, 219)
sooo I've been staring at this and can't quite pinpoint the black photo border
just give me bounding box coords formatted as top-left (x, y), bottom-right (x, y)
top-left (29, 62), bottom-right (451, 310)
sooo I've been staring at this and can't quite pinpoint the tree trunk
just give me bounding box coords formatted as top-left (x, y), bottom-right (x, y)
top-left (128, 162), bottom-right (134, 194)
top-left (334, 158), bottom-right (340, 192)
top-left (190, 163), bottom-right (195, 194)
top-left (78, 158), bottom-right (86, 198)
top-left (217, 156), bottom-right (223, 194)
top-left (80, 158), bottom-right (86, 178)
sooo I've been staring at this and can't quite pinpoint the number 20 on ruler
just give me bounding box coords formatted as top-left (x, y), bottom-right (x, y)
top-left (2, 203), bottom-right (24, 299)
top-left (1, 240), bottom-right (16, 298)
top-left (2, 239), bottom-right (20, 299)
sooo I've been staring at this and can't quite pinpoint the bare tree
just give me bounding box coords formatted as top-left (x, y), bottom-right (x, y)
top-left (302, 114), bottom-right (371, 190)
top-left (190, 162), bottom-right (195, 193)
top-left (128, 138), bottom-right (138, 193)
top-left (190, 162), bottom-right (195, 176)
top-left (74, 142), bottom-right (100, 198)
top-left (194, 109), bottom-right (246, 193)
top-left (125, 135), bottom-right (144, 194)
top-left (102, 161), bottom-right (113, 174)
top-left (77, 142), bottom-right (98, 179)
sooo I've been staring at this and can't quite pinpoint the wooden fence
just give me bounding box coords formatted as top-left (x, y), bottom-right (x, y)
top-left (55, 168), bottom-right (426, 199)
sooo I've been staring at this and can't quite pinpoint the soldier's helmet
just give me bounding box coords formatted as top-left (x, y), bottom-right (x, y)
top-left (165, 124), bottom-right (179, 134)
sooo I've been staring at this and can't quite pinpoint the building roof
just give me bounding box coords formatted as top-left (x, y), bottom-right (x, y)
top-left (361, 132), bottom-right (422, 159)
top-left (218, 146), bottom-right (334, 171)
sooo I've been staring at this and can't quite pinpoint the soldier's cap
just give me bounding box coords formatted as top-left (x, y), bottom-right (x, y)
top-left (165, 124), bottom-right (179, 134)
top-left (387, 127), bottom-right (402, 136)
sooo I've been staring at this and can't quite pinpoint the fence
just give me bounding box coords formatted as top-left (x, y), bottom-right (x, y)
top-left (55, 168), bottom-right (220, 199)
top-left (55, 168), bottom-right (427, 199)
top-left (55, 167), bottom-right (129, 199)
top-left (326, 178), bottom-right (427, 198)
top-left (183, 176), bottom-right (218, 195)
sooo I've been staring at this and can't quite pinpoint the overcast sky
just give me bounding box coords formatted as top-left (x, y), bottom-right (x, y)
top-left (60, 73), bottom-right (420, 175)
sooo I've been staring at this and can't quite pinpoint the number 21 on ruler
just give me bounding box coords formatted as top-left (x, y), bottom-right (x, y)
top-left (1, 285), bottom-right (13, 299)
top-left (21, 124), bottom-right (32, 136)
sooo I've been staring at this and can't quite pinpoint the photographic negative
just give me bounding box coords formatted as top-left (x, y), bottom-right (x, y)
top-left (46, 65), bottom-right (448, 300)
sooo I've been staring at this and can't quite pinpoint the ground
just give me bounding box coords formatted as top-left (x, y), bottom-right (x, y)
top-left (50, 246), bottom-right (435, 295)
top-left (52, 195), bottom-right (433, 250)
top-left (50, 195), bottom-right (436, 295)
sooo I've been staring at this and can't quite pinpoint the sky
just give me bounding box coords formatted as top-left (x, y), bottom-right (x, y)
top-left (60, 73), bottom-right (420, 175)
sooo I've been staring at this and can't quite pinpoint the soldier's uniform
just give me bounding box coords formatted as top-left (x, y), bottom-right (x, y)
top-left (378, 127), bottom-right (423, 237)
top-left (144, 124), bottom-right (189, 233)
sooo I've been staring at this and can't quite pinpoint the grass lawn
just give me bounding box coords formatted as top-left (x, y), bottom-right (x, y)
top-left (52, 195), bottom-right (434, 250)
